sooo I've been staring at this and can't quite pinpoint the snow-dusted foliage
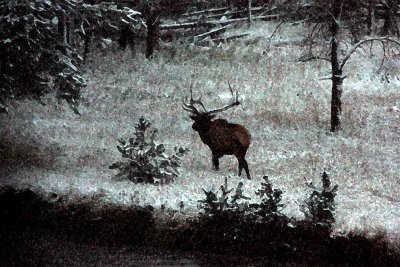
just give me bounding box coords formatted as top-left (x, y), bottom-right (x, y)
top-left (0, 0), bottom-right (140, 114)
top-left (0, 0), bottom-right (83, 113)
top-left (199, 181), bottom-right (251, 216)
top-left (110, 116), bottom-right (187, 184)
top-left (253, 176), bottom-right (286, 221)
top-left (301, 171), bottom-right (338, 228)
top-left (198, 176), bottom-right (287, 223)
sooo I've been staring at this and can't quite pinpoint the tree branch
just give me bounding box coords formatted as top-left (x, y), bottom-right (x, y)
top-left (264, 20), bottom-right (285, 52)
top-left (315, 0), bottom-right (344, 25)
top-left (377, 40), bottom-right (388, 74)
top-left (340, 37), bottom-right (400, 70)
top-left (299, 54), bottom-right (330, 62)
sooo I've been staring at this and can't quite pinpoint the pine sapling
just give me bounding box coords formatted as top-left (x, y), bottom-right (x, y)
top-left (301, 171), bottom-right (338, 228)
top-left (252, 176), bottom-right (286, 221)
top-left (198, 180), bottom-right (251, 216)
top-left (110, 116), bottom-right (187, 184)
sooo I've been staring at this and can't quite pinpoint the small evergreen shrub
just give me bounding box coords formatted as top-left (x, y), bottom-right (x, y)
top-left (198, 180), bottom-right (252, 216)
top-left (301, 171), bottom-right (338, 228)
top-left (110, 116), bottom-right (187, 184)
top-left (251, 175), bottom-right (286, 221)
top-left (196, 177), bottom-right (291, 254)
top-left (198, 176), bottom-right (287, 220)
top-left (196, 181), bottom-right (253, 252)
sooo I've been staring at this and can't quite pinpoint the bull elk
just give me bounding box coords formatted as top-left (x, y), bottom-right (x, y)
top-left (183, 81), bottom-right (251, 179)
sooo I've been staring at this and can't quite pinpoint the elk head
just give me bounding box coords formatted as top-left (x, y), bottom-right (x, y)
top-left (183, 81), bottom-right (251, 179)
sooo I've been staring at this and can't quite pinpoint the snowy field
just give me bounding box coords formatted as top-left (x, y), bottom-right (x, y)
top-left (1, 22), bottom-right (399, 246)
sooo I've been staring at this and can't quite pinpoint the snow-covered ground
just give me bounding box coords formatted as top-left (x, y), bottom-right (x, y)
top-left (1, 21), bottom-right (399, 246)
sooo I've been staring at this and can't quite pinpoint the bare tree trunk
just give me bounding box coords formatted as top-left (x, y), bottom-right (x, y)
top-left (65, 17), bottom-right (71, 45)
top-left (382, 0), bottom-right (398, 35)
top-left (58, 15), bottom-right (68, 45)
top-left (393, 0), bottom-right (400, 37)
top-left (367, 0), bottom-right (374, 35)
top-left (146, 13), bottom-right (160, 59)
top-left (83, 31), bottom-right (92, 62)
top-left (118, 25), bottom-right (136, 57)
top-left (330, 3), bottom-right (344, 132)
top-left (248, 0), bottom-right (252, 27)
top-left (383, 3), bottom-right (391, 35)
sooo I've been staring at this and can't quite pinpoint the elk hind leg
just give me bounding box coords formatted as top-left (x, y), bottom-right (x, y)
top-left (242, 158), bottom-right (251, 180)
top-left (236, 155), bottom-right (245, 177)
top-left (237, 158), bottom-right (243, 177)
top-left (237, 155), bottom-right (251, 180)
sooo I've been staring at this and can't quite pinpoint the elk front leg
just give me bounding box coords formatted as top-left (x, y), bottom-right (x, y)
top-left (212, 154), bottom-right (220, 171)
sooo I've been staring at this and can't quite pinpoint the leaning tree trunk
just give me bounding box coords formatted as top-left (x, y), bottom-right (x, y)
top-left (330, 5), bottom-right (344, 132)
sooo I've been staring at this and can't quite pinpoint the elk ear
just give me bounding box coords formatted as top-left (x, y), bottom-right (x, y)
top-left (189, 115), bottom-right (197, 121)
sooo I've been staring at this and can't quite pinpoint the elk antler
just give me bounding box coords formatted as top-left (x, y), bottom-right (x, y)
top-left (206, 81), bottom-right (240, 116)
top-left (182, 80), bottom-right (208, 115)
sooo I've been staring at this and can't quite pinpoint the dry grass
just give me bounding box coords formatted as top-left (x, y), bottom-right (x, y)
top-left (0, 21), bottom-right (399, 246)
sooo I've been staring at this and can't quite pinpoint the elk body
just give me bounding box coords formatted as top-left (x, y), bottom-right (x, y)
top-left (183, 82), bottom-right (251, 179)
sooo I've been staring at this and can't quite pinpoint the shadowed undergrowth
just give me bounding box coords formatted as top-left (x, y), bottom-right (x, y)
top-left (0, 187), bottom-right (398, 266)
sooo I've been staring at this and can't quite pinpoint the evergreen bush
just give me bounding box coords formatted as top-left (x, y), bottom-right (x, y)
top-left (251, 175), bottom-right (286, 221)
top-left (301, 171), bottom-right (338, 228)
top-left (110, 116), bottom-right (187, 184)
